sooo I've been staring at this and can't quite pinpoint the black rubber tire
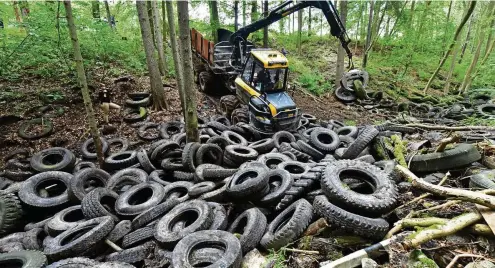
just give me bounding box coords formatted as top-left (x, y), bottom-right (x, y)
top-left (123, 107), bottom-right (148, 123)
top-left (45, 257), bottom-right (98, 268)
top-left (18, 118), bottom-right (54, 140)
top-left (334, 86), bottom-right (356, 102)
top-left (321, 159), bottom-right (398, 216)
top-left (375, 124), bottom-right (416, 134)
top-left (137, 122), bottom-right (160, 141)
top-left (125, 96), bottom-right (150, 108)
top-left (297, 140), bottom-right (325, 160)
top-left (277, 161), bottom-right (310, 180)
top-left (81, 188), bottom-right (119, 222)
top-left (46, 205), bottom-right (85, 236)
top-left (159, 121), bottom-right (183, 139)
top-left (0, 250), bottom-right (47, 268)
top-left (477, 104), bottom-right (495, 118)
top-left (309, 128), bottom-right (340, 153)
top-left (121, 226), bottom-right (155, 248)
top-left (154, 200), bottom-right (213, 247)
top-left (279, 142), bottom-right (311, 162)
top-left (69, 168), bottom-right (110, 202)
top-left (313, 195), bottom-right (389, 240)
top-left (104, 241), bottom-right (154, 264)
top-left (196, 164), bottom-right (237, 182)
top-left (342, 126), bottom-right (379, 159)
top-left (408, 143), bottom-right (481, 173)
top-left (73, 162), bottom-right (97, 174)
top-left (257, 169), bottom-right (293, 206)
top-left (81, 138), bottom-right (109, 160)
top-left (206, 136), bottom-right (230, 150)
top-left (260, 199), bottom-right (313, 250)
top-left (257, 153), bottom-right (292, 169)
top-left (107, 168), bottom-right (148, 193)
top-left (208, 202), bottom-right (228, 231)
top-left (107, 138), bottom-right (129, 155)
top-left (230, 106), bottom-right (249, 126)
top-left (356, 154), bottom-right (376, 164)
top-left (182, 142), bottom-right (201, 171)
top-left (19, 171), bottom-right (72, 209)
top-left (131, 199), bottom-right (179, 230)
top-left (21, 228), bottom-right (45, 251)
top-left (135, 148), bottom-right (155, 173)
top-left (0, 191), bottom-right (22, 235)
top-left (30, 147), bottom-right (76, 173)
top-left (106, 220), bottom-right (132, 243)
top-left (224, 145), bottom-right (258, 166)
top-left (44, 216), bottom-right (114, 261)
top-left (227, 207), bottom-right (267, 254)
top-left (248, 138), bottom-right (275, 154)
top-left (115, 182), bottom-right (166, 218)
top-left (162, 181), bottom-right (193, 203)
top-left (161, 158), bottom-right (184, 171)
top-left (219, 95), bottom-right (240, 118)
top-left (173, 171), bottom-right (195, 181)
top-left (336, 126), bottom-right (358, 138)
top-left (226, 167), bottom-right (268, 199)
top-left (188, 181), bottom-right (216, 198)
top-left (469, 171), bottom-right (495, 189)
top-left (104, 151), bottom-right (138, 171)
top-left (172, 230), bottom-right (241, 268)
top-left (195, 144), bottom-right (223, 166)
top-left (273, 131), bottom-right (296, 149)
top-left (148, 170), bottom-right (173, 186)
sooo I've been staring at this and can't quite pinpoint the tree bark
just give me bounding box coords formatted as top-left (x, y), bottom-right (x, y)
top-left (362, 0), bottom-right (374, 68)
top-left (177, 1), bottom-right (199, 143)
top-left (91, 1), bottom-right (100, 19)
top-left (423, 1), bottom-right (476, 94)
top-left (136, 1), bottom-right (169, 110)
top-left (279, 0), bottom-right (284, 34)
top-left (162, 1), bottom-right (168, 56)
top-left (242, 0), bottom-right (246, 27)
top-left (151, 0), bottom-right (166, 76)
top-left (64, 0), bottom-right (104, 167)
top-left (263, 0), bottom-right (268, 48)
top-left (234, 0), bottom-right (239, 31)
top-left (292, 9), bottom-right (295, 34)
top-left (209, 0), bottom-right (220, 42)
top-left (458, 11), bottom-right (474, 64)
top-left (104, 0), bottom-right (112, 28)
top-left (442, 0), bottom-right (453, 47)
top-left (443, 37), bottom-right (461, 94)
top-left (298, 9), bottom-right (303, 55)
top-left (165, 1), bottom-right (184, 115)
top-left (308, 7), bottom-right (311, 35)
top-left (335, 0), bottom-right (348, 89)
top-left (147, 1), bottom-right (155, 47)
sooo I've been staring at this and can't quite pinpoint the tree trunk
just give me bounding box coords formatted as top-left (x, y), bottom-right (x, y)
top-left (444, 36), bottom-right (462, 94)
top-left (165, 1), bottom-right (185, 115)
top-left (298, 9), bottom-right (303, 55)
top-left (209, 0), bottom-right (220, 42)
top-left (242, 0), bottom-right (246, 27)
top-left (263, 0), bottom-right (268, 48)
top-left (136, 1), bottom-right (169, 110)
top-left (64, 0), bottom-right (104, 167)
top-left (104, 0), bottom-right (112, 28)
top-left (335, 0), bottom-right (348, 89)
top-left (91, 1), bottom-right (100, 19)
top-left (234, 0), bottom-right (239, 31)
top-left (151, 0), bottom-right (166, 76)
top-left (279, 0), bottom-right (284, 33)
top-left (384, 16), bottom-right (390, 38)
top-left (251, 0), bottom-right (258, 24)
top-left (292, 10), bottom-right (295, 34)
top-left (442, 0), bottom-right (453, 47)
top-left (483, 6), bottom-right (495, 58)
top-left (147, 1), bottom-right (155, 47)
top-left (308, 7), bottom-right (311, 36)
top-left (458, 12), bottom-right (474, 64)
top-left (360, 2), bottom-right (367, 43)
top-left (423, 1), bottom-right (476, 93)
top-left (362, 0), bottom-right (374, 68)
top-left (162, 1), bottom-right (168, 56)
top-left (13, 1), bottom-right (23, 23)
top-left (177, 1), bottom-right (199, 143)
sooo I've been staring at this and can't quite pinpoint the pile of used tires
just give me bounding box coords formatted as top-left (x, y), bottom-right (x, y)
top-left (0, 114), bottom-right (487, 267)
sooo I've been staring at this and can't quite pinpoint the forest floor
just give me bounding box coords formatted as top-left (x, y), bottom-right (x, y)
top-left (0, 67), bottom-right (383, 165)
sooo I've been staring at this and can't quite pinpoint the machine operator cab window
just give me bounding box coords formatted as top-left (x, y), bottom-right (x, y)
top-left (241, 50), bottom-right (288, 94)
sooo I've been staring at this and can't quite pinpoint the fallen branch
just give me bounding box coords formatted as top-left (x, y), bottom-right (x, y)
top-left (445, 253), bottom-right (487, 268)
top-left (435, 133), bottom-right (461, 153)
top-left (281, 248), bottom-right (319, 254)
top-left (413, 200), bottom-right (461, 215)
top-left (405, 212), bottom-right (482, 248)
top-left (303, 218), bottom-right (329, 236)
top-left (404, 123), bottom-right (495, 131)
top-left (105, 239), bottom-right (122, 252)
top-left (396, 165), bottom-right (495, 209)
top-left (470, 224), bottom-right (495, 237)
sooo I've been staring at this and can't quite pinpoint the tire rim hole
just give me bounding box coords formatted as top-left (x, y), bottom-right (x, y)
top-left (234, 148), bottom-right (250, 155)
top-left (129, 187), bottom-right (153, 205)
top-left (339, 129), bottom-right (351, 135)
top-left (189, 241), bottom-right (226, 266)
top-left (36, 179), bottom-right (66, 197)
top-left (268, 174), bottom-right (283, 191)
top-left (3, 260), bottom-right (24, 267)
top-left (100, 196), bottom-right (117, 213)
top-left (166, 187), bottom-right (188, 200)
top-left (113, 153), bottom-right (131, 160)
top-left (42, 153), bottom-right (63, 166)
top-left (285, 165), bottom-right (305, 174)
top-left (60, 224), bottom-right (96, 246)
top-left (171, 210), bottom-right (199, 230)
top-left (279, 137), bottom-right (291, 144)
top-left (317, 133), bottom-right (334, 145)
top-left (229, 135), bottom-right (242, 144)
top-left (84, 178), bottom-right (105, 190)
top-left (63, 208), bottom-right (85, 223)
top-left (339, 170), bottom-right (377, 194)
top-left (236, 171), bottom-right (258, 184)
top-left (230, 216), bottom-right (247, 235)
top-left (274, 210), bottom-right (294, 234)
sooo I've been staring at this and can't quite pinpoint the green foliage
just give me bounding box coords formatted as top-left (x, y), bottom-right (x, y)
top-left (266, 249), bottom-right (287, 268)
top-left (462, 117), bottom-right (495, 127)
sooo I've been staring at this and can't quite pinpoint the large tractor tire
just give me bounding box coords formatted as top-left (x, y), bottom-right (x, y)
top-left (220, 95), bottom-right (240, 118)
top-left (198, 71), bottom-right (216, 94)
top-left (231, 106), bottom-right (249, 125)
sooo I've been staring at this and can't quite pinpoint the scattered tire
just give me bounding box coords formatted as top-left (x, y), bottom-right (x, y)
top-left (81, 188), bottom-right (119, 222)
top-left (19, 171), bottom-right (73, 209)
top-left (69, 168), bottom-right (110, 202)
top-left (273, 131), bottom-right (296, 149)
top-left (107, 138), bottom-right (129, 155)
top-left (115, 182), bottom-right (166, 218)
top-left (195, 144), bottom-right (223, 166)
top-left (104, 151), bottom-right (138, 171)
top-left (341, 126), bottom-right (379, 159)
top-left (137, 122), bottom-right (160, 141)
top-left (0, 250), bottom-right (47, 268)
top-left (81, 138), bottom-right (109, 159)
top-left (159, 121), bottom-right (183, 139)
top-left (18, 118), bottom-right (54, 140)
top-left (30, 147), bottom-right (76, 173)
top-left (226, 167), bottom-right (269, 200)
top-left (248, 138), bottom-right (275, 154)
top-left (408, 143), bottom-right (481, 173)
top-left (219, 95), bottom-right (240, 118)
top-left (123, 107), bottom-right (148, 123)
top-left (0, 191), bottom-right (22, 235)
top-left (257, 169), bottom-right (293, 206)
top-left (46, 205), bottom-right (85, 236)
top-left (227, 208), bottom-right (267, 254)
top-left (469, 170), bottom-right (495, 189)
top-left (334, 86), bottom-right (356, 102)
top-left (46, 257), bottom-right (98, 268)
top-left (107, 168), bottom-right (148, 193)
